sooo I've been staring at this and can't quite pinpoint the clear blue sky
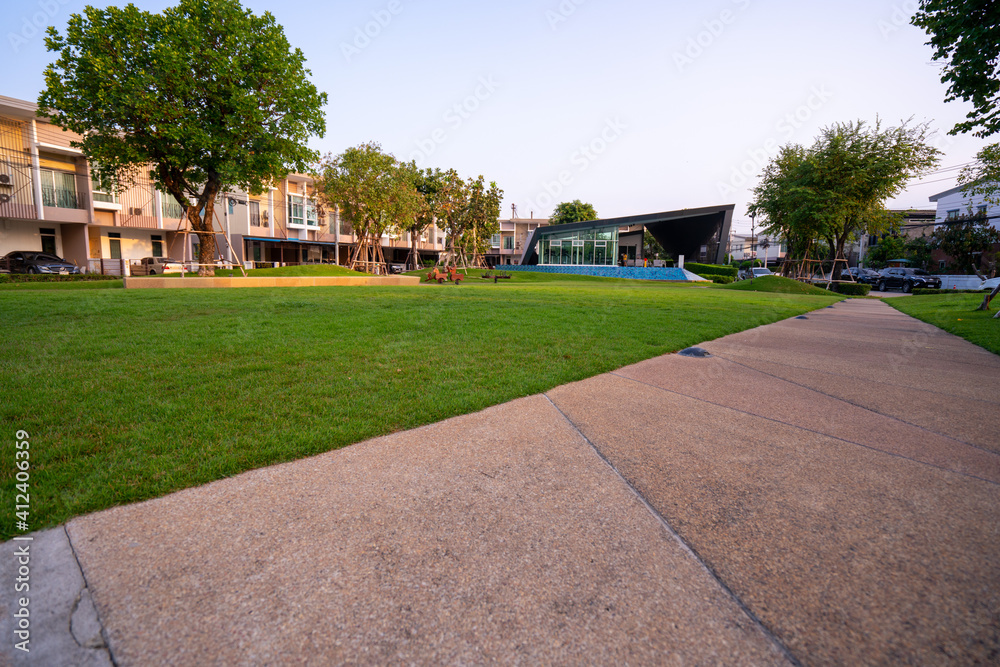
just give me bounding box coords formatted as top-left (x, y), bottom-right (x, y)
top-left (4, 0), bottom-right (986, 233)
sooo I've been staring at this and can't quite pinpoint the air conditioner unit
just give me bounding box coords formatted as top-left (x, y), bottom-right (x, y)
top-left (130, 207), bottom-right (143, 215)
top-left (0, 174), bottom-right (11, 185)
top-left (0, 194), bottom-right (10, 204)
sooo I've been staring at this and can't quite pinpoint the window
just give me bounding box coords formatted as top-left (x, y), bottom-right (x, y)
top-left (491, 234), bottom-right (501, 248)
top-left (947, 209), bottom-right (960, 220)
top-left (40, 169), bottom-right (78, 209)
top-left (288, 194), bottom-right (304, 226)
top-left (108, 233), bottom-right (121, 260)
top-left (977, 204), bottom-right (988, 218)
top-left (249, 201), bottom-right (261, 227)
top-left (151, 234), bottom-right (163, 258)
top-left (161, 192), bottom-right (186, 220)
top-left (503, 236), bottom-right (513, 250)
top-left (306, 198), bottom-right (318, 226)
top-left (40, 228), bottom-right (56, 255)
top-left (939, 260), bottom-right (947, 270)
top-left (91, 177), bottom-right (116, 204)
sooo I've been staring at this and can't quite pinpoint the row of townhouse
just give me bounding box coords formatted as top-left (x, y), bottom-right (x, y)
top-left (486, 217), bottom-right (549, 265)
top-left (0, 95), bottom-right (448, 273)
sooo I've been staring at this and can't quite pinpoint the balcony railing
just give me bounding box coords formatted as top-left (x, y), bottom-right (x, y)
top-left (92, 192), bottom-right (115, 203)
top-left (41, 186), bottom-right (79, 209)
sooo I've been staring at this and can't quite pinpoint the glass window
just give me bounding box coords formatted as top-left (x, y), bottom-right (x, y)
top-left (250, 200), bottom-right (261, 226)
top-left (161, 192), bottom-right (186, 220)
top-left (288, 194), bottom-right (305, 226)
top-left (503, 236), bottom-right (513, 250)
top-left (91, 177), bottom-right (116, 203)
top-left (40, 169), bottom-right (78, 209)
top-left (306, 198), bottom-right (318, 226)
top-left (40, 228), bottom-right (56, 255)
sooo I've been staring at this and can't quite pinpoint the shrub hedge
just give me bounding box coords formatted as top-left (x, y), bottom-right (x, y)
top-left (834, 282), bottom-right (871, 296)
top-left (710, 275), bottom-right (735, 284)
top-left (912, 288), bottom-right (987, 295)
top-left (0, 274), bottom-right (121, 284)
top-left (685, 262), bottom-right (738, 278)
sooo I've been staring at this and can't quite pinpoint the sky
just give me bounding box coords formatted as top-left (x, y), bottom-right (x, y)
top-left (3, 0), bottom-right (988, 234)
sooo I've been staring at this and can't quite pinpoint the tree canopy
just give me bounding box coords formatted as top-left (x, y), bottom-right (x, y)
top-left (39, 0), bottom-right (327, 274)
top-left (912, 0), bottom-right (1000, 139)
top-left (550, 200), bottom-right (598, 225)
top-left (749, 120), bottom-right (940, 277)
top-left (931, 211), bottom-right (1000, 277)
top-left (315, 143), bottom-right (421, 273)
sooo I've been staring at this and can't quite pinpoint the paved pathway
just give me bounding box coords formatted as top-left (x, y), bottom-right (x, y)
top-left (3, 299), bottom-right (998, 665)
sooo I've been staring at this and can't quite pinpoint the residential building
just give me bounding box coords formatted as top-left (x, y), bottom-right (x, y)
top-left (928, 183), bottom-right (1000, 228)
top-left (0, 94), bottom-right (445, 272)
top-left (487, 216), bottom-right (549, 265)
top-left (926, 183), bottom-right (1000, 274)
top-left (728, 232), bottom-right (787, 267)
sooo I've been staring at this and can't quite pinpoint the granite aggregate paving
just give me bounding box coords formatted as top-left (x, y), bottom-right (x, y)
top-left (67, 396), bottom-right (790, 666)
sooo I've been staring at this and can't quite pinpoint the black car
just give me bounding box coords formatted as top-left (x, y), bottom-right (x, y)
top-left (2, 251), bottom-right (81, 274)
top-left (843, 266), bottom-right (880, 285)
top-left (877, 267), bottom-right (941, 292)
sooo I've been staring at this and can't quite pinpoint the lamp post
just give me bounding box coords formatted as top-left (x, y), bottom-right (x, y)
top-left (748, 212), bottom-right (756, 286)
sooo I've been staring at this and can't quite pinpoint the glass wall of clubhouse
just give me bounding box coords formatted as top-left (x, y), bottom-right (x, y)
top-left (537, 224), bottom-right (619, 266)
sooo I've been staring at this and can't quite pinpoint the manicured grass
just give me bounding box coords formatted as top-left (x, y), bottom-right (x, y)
top-left (885, 293), bottom-right (1000, 355)
top-left (717, 275), bottom-right (838, 296)
top-left (0, 279), bottom-right (124, 290)
top-left (0, 280), bottom-right (839, 538)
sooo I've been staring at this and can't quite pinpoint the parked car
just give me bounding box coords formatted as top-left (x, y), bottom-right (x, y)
top-left (1, 251), bottom-right (80, 274)
top-left (981, 277), bottom-right (1000, 292)
top-left (876, 267), bottom-right (941, 292)
top-left (842, 266), bottom-right (880, 285)
top-left (132, 257), bottom-right (186, 275)
top-left (739, 267), bottom-right (773, 280)
top-left (389, 263), bottom-right (406, 274)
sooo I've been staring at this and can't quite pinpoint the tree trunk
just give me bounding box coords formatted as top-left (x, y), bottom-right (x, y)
top-left (976, 283), bottom-right (1000, 311)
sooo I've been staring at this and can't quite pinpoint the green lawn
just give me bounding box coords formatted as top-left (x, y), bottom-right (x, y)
top-left (885, 293), bottom-right (1000, 355)
top-left (0, 277), bottom-right (839, 538)
top-left (717, 275), bottom-right (837, 296)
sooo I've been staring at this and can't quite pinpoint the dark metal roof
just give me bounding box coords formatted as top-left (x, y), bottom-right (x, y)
top-left (519, 205), bottom-right (735, 265)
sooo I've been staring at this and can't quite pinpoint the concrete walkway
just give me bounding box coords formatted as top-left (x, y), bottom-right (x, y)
top-left (3, 299), bottom-right (998, 665)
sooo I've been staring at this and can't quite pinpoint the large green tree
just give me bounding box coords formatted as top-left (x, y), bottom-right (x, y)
top-left (550, 200), bottom-right (598, 225)
top-left (405, 166), bottom-right (456, 271)
top-left (912, 0), bottom-right (1000, 139)
top-left (315, 143), bottom-right (420, 274)
top-left (932, 211), bottom-right (1000, 278)
top-left (462, 176), bottom-right (503, 263)
top-left (40, 0), bottom-right (326, 275)
top-left (749, 120), bottom-right (940, 279)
